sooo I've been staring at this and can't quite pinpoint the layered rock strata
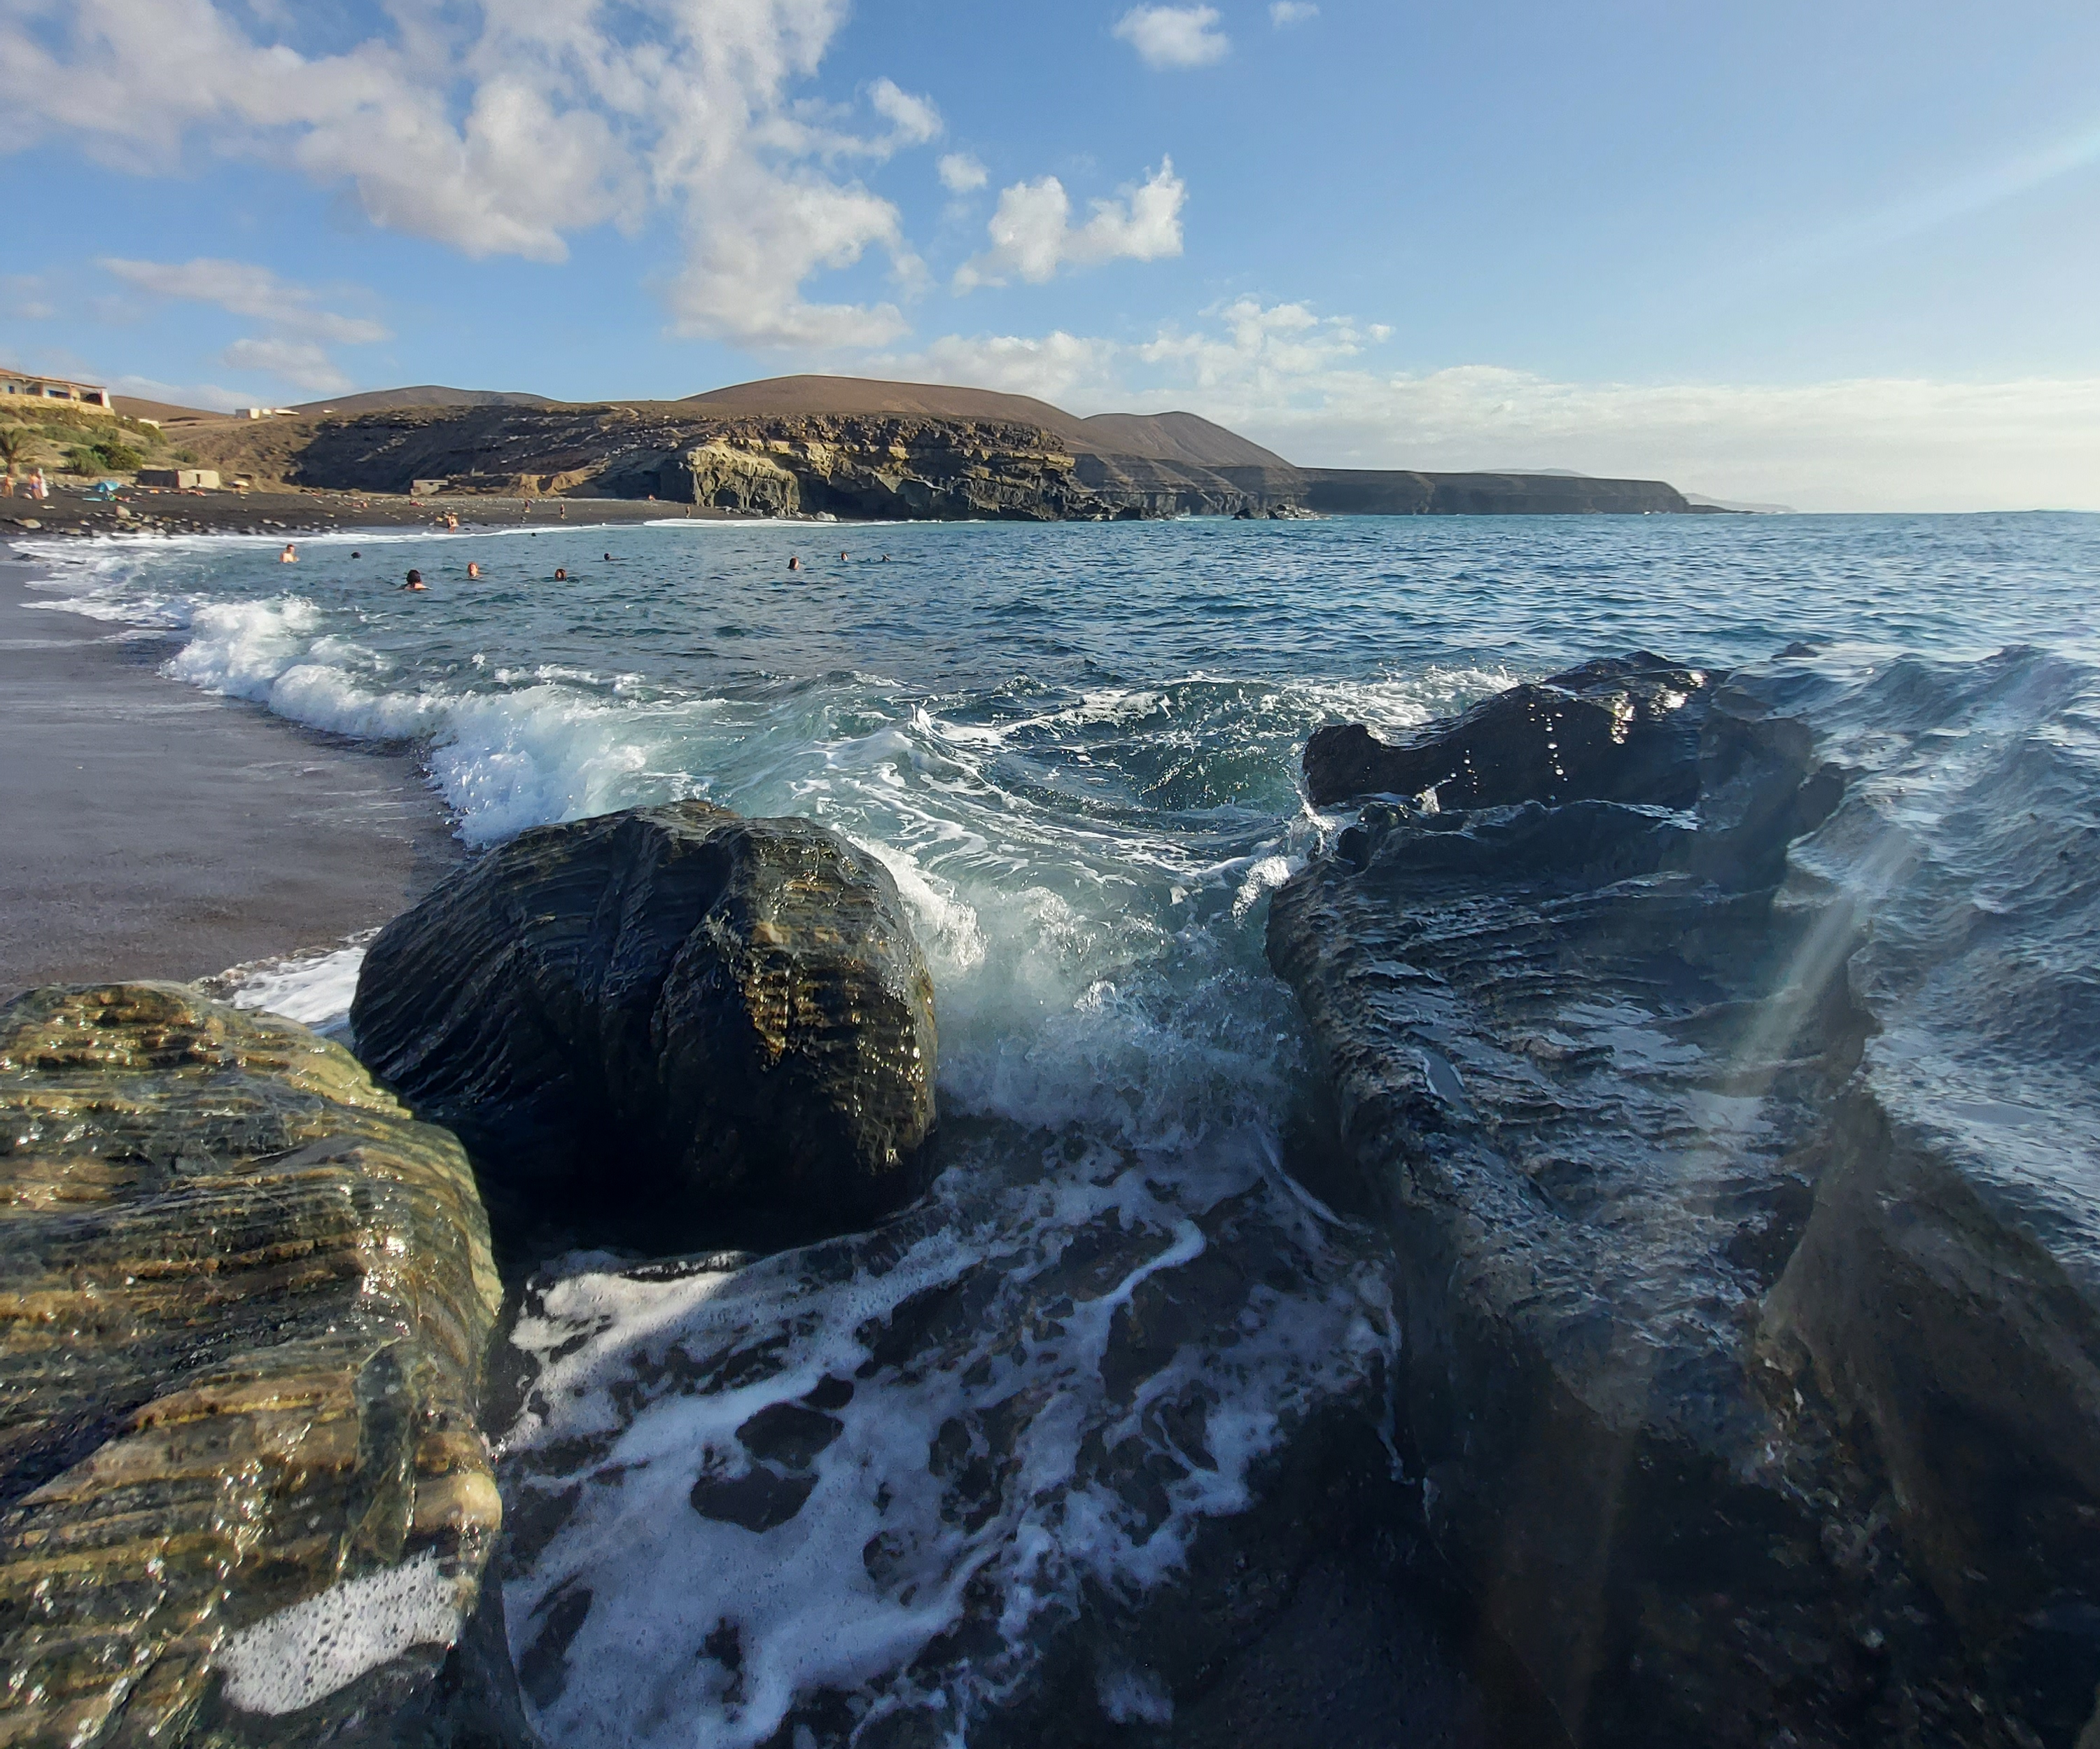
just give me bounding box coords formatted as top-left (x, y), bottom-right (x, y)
top-left (174, 399), bottom-right (1707, 520)
top-left (0, 983), bottom-right (511, 1748)
top-left (1270, 648), bottom-right (2100, 1747)
top-left (351, 802), bottom-right (938, 1250)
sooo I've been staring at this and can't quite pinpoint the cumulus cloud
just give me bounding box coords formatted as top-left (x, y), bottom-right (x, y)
top-left (1113, 5), bottom-right (1231, 69)
top-left (938, 152), bottom-right (988, 193)
top-left (1269, 2), bottom-right (1320, 25)
top-left (0, 0), bottom-right (938, 351)
top-left (868, 77), bottom-right (941, 148)
top-left (218, 337), bottom-right (354, 393)
top-left (874, 330), bottom-right (1124, 405)
top-left (955, 159), bottom-right (1186, 290)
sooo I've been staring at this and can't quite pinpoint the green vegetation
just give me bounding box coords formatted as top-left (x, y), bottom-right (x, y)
top-left (0, 426), bottom-right (30, 482)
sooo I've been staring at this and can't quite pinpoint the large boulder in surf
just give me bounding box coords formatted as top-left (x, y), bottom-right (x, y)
top-left (1301, 652), bottom-right (1721, 808)
top-left (351, 802), bottom-right (938, 1248)
top-left (1269, 648), bottom-right (2100, 1748)
top-left (0, 982), bottom-right (519, 1748)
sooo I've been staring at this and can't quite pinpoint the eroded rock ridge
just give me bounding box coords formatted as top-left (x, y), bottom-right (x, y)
top-left (0, 983), bottom-right (514, 1747)
top-left (1271, 647), bottom-right (2100, 1747)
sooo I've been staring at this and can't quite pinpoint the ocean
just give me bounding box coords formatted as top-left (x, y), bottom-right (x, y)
top-left (24, 508), bottom-right (2100, 1745)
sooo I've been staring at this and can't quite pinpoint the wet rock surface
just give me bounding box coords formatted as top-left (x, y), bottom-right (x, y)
top-left (0, 982), bottom-right (513, 1747)
top-left (351, 802), bottom-right (938, 1255)
top-left (1270, 647), bottom-right (2100, 1745)
top-left (1301, 652), bottom-right (1721, 809)
top-left (492, 1124), bottom-right (1555, 1749)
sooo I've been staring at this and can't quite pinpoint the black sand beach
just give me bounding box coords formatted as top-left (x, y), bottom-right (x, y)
top-left (0, 554), bottom-right (459, 999)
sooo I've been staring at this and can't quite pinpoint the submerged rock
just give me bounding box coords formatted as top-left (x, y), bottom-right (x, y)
top-left (1301, 653), bottom-right (1721, 809)
top-left (495, 1128), bottom-right (1558, 1748)
top-left (0, 982), bottom-right (514, 1747)
top-left (1270, 648), bottom-right (2100, 1747)
top-left (351, 802), bottom-right (938, 1249)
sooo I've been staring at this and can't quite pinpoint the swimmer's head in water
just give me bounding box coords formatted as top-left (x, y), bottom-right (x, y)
top-left (405, 569), bottom-right (421, 583)
top-left (554, 568), bottom-right (568, 580)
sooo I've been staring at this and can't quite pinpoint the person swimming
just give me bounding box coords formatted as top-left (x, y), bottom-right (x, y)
top-left (467, 561), bottom-right (482, 579)
top-left (279, 543), bottom-right (298, 563)
top-left (400, 569), bottom-right (426, 592)
top-left (554, 568), bottom-right (568, 580)
top-left (788, 555), bottom-right (802, 571)
top-left (604, 552), bottom-right (612, 562)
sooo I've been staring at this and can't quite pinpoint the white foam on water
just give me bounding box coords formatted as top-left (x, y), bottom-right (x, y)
top-left (209, 935), bottom-right (372, 1040)
top-left (501, 1129), bottom-right (1395, 1749)
top-left (216, 1549), bottom-right (463, 1715)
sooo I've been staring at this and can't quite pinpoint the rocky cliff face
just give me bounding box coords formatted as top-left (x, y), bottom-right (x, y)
top-left (1298, 468), bottom-right (1697, 515)
top-left (1270, 648), bottom-right (2100, 1747)
top-left (285, 405), bottom-right (1112, 521)
top-left (0, 983), bottom-right (519, 1748)
top-left (186, 400), bottom-right (1708, 521)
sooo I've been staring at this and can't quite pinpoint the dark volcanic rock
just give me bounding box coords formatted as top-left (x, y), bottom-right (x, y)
top-left (0, 983), bottom-right (514, 1747)
top-left (495, 1131), bottom-right (1560, 1747)
top-left (1270, 648), bottom-right (2100, 1747)
top-left (351, 802), bottom-right (937, 1248)
top-left (1302, 653), bottom-right (1721, 808)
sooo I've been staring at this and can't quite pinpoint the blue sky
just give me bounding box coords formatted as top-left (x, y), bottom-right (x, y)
top-left (3, 0), bottom-right (2097, 510)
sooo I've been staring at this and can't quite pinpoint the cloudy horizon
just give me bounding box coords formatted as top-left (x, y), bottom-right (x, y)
top-left (3, 1), bottom-right (2095, 513)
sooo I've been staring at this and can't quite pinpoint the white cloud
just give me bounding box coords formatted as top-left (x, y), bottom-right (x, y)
top-left (219, 336), bottom-right (354, 393)
top-left (938, 152), bottom-right (988, 193)
top-left (1270, 2), bottom-right (1320, 25)
top-left (101, 258), bottom-right (387, 344)
top-left (868, 78), bottom-right (941, 147)
top-left (0, 1), bottom-right (935, 351)
top-left (955, 159), bottom-right (1186, 290)
top-left (872, 300), bottom-right (2100, 512)
top-left (99, 256), bottom-right (386, 396)
top-left (2, 273), bottom-right (54, 321)
top-left (874, 330), bottom-right (1124, 405)
top-left (1113, 5), bottom-right (1231, 69)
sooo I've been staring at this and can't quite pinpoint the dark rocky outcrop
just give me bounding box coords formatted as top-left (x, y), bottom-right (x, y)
top-left (1301, 653), bottom-right (1722, 809)
top-left (167, 390), bottom-right (1709, 522)
top-left (0, 983), bottom-right (516, 1747)
top-left (496, 1134), bottom-right (1562, 1748)
top-left (1270, 648), bottom-right (2100, 1747)
top-left (351, 802), bottom-right (937, 1251)
top-left (1297, 469), bottom-right (1698, 516)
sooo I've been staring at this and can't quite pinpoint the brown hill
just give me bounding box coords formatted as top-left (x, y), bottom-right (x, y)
top-left (680, 375), bottom-right (1292, 471)
top-left (290, 385), bottom-right (557, 416)
top-left (111, 395), bottom-right (226, 425)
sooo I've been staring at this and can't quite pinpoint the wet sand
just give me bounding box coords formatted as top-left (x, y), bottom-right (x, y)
top-left (0, 555), bottom-right (461, 1001)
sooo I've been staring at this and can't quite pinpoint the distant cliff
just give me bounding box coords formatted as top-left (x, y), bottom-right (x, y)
top-left (172, 380), bottom-right (1710, 522)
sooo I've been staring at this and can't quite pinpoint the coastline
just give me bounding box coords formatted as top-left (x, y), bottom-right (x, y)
top-left (0, 550), bottom-right (461, 1001)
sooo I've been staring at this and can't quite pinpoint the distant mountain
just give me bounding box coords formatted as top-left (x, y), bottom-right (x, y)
top-left (111, 395), bottom-right (224, 424)
top-left (290, 385), bottom-right (557, 416)
top-left (680, 375), bottom-right (1294, 472)
top-left (1684, 491), bottom-right (1794, 514)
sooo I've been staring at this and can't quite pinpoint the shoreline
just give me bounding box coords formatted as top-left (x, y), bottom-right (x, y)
top-left (1, 485), bottom-right (751, 543)
top-left (0, 551), bottom-right (462, 1001)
